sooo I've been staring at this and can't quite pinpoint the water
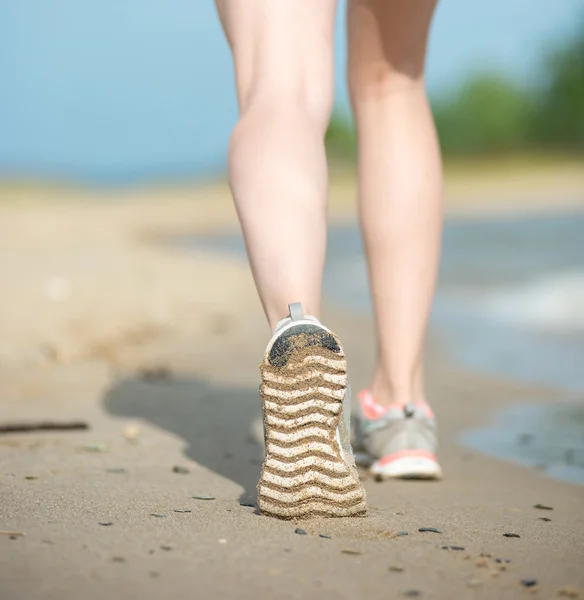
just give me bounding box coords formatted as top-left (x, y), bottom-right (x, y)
top-left (178, 208), bottom-right (584, 483)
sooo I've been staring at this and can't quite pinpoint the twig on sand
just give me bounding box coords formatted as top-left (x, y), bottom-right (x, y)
top-left (0, 421), bottom-right (89, 434)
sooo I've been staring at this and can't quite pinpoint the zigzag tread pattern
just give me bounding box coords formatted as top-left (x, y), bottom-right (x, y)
top-left (258, 324), bottom-right (366, 519)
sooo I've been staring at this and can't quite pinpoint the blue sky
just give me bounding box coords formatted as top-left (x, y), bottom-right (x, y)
top-left (0, 0), bottom-right (581, 182)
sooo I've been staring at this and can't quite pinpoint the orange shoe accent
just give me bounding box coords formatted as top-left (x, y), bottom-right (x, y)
top-left (377, 449), bottom-right (438, 467)
top-left (358, 389), bottom-right (435, 419)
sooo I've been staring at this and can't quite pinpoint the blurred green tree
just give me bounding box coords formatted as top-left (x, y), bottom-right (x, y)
top-left (532, 16), bottom-right (584, 151)
top-left (433, 73), bottom-right (533, 156)
top-left (325, 16), bottom-right (584, 159)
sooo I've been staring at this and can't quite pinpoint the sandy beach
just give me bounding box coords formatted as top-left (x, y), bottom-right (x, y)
top-left (1, 170), bottom-right (583, 599)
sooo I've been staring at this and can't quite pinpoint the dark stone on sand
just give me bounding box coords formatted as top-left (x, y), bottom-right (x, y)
top-left (503, 533), bottom-right (521, 538)
top-left (404, 590), bottom-right (422, 597)
top-left (341, 549), bottom-right (361, 555)
top-left (319, 534), bottom-right (332, 539)
top-left (419, 527), bottom-right (442, 533)
top-left (495, 558), bottom-right (512, 564)
top-left (173, 509), bottom-right (192, 513)
top-left (538, 517), bottom-right (552, 522)
top-left (139, 366), bottom-right (172, 382)
top-left (397, 531), bottom-right (409, 536)
top-left (239, 502), bottom-right (255, 508)
top-left (172, 465), bottom-right (190, 474)
top-left (442, 545), bottom-right (465, 551)
top-left (192, 495), bottom-right (215, 500)
top-left (480, 553), bottom-right (492, 557)
top-left (160, 545), bottom-right (172, 551)
top-left (150, 513), bottom-right (167, 518)
top-left (112, 556), bottom-right (125, 563)
top-left (521, 579), bottom-right (538, 588)
top-left (295, 528), bottom-right (307, 535)
top-left (533, 503), bottom-right (553, 510)
top-left (106, 468), bottom-right (127, 474)
top-left (389, 566), bottom-right (405, 573)
top-left (98, 522), bottom-right (113, 526)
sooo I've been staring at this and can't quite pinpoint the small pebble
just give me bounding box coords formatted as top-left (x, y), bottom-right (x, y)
top-left (192, 495), bottom-right (215, 500)
top-left (503, 533), bottom-right (521, 538)
top-left (480, 553), bottom-right (492, 558)
top-left (112, 556), bottom-right (125, 563)
top-left (533, 504), bottom-right (553, 510)
top-left (538, 517), bottom-right (552, 522)
top-left (173, 509), bottom-right (192, 513)
top-left (149, 571), bottom-right (159, 579)
top-left (397, 531), bottom-right (409, 536)
top-left (341, 549), bottom-right (362, 556)
top-left (475, 558), bottom-right (489, 568)
top-left (295, 528), bottom-right (308, 535)
top-left (172, 466), bottom-right (189, 474)
top-left (218, 539), bottom-right (227, 544)
top-left (24, 476), bottom-right (39, 480)
top-left (98, 522), bottom-right (113, 526)
top-left (404, 590), bottom-right (421, 597)
top-left (319, 534), bottom-right (331, 539)
top-left (106, 468), bottom-right (127, 474)
top-left (521, 579), bottom-right (538, 588)
top-left (83, 444), bottom-right (107, 452)
top-left (389, 566), bottom-right (405, 573)
top-left (123, 425), bottom-right (140, 442)
top-left (139, 366), bottom-right (172, 382)
top-left (160, 545), bottom-right (172, 551)
top-left (558, 585), bottom-right (580, 598)
top-left (419, 527), bottom-right (441, 534)
top-left (495, 558), bottom-right (512, 564)
top-left (150, 513), bottom-right (167, 518)
top-left (239, 502), bottom-right (255, 508)
top-left (442, 545), bottom-right (465, 551)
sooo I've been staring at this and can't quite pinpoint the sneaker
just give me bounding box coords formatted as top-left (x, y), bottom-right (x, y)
top-left (353, 389), bottom-right (442, 481)
top-left (257, 302), bottom-right (367, 519)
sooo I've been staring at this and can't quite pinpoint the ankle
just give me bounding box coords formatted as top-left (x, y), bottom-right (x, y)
top-left (370, 368), bottom-right (425, 408)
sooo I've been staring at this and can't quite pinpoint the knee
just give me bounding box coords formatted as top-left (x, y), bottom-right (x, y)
top-left (236, 79), bottom-right (333, 137)
top-left (349, 59), bottom-right (426, 103)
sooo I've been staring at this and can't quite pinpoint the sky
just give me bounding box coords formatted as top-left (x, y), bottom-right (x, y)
top-left (0, 0), bottom-right (581, 183)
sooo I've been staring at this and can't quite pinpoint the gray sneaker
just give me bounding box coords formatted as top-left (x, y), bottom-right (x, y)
top-left (353, 389), bottom-right (442, 480)
top-left (257, 303), bottom-right (367, 519)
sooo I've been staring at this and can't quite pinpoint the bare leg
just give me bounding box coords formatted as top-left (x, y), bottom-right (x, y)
top-left (347, 0), bottom-right (442, 407)
top-left (215, 1), bottom-right (338, 329)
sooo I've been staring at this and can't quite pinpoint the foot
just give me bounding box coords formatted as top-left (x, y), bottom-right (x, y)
top-left (353, 389), bottom-right (442, 481)
top-left (257, 302), bottom-right (367, 519)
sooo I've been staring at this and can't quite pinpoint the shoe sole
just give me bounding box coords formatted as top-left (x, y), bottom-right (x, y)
top-left (257, 323), bottom-right (367, 519)
top-left (371, 456), bottom-right (443, 481)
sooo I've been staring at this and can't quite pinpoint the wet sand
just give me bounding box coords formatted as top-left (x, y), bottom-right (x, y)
top-left (1, 176), bottom-right (583, 599)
